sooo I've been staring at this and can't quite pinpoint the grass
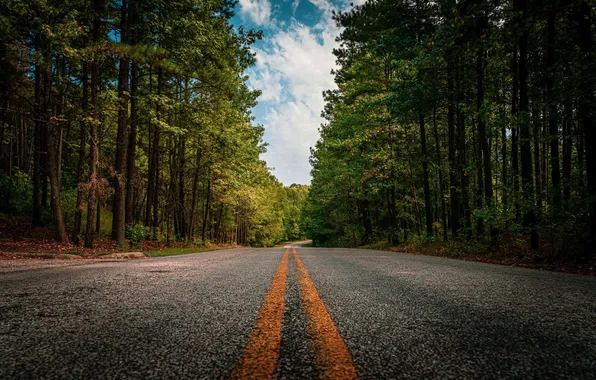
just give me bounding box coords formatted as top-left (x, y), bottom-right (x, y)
top-left (143, 246), bottom-right (227, 257)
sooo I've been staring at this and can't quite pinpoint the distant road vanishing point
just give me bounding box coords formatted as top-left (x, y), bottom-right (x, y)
top-left (1, 242), bottom-right (595, 379)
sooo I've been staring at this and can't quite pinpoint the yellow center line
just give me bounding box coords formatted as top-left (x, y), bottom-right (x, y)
top-left (232, 249), bottom-right (289, 380)
top-left (293, 247), bottom-right (359, 380)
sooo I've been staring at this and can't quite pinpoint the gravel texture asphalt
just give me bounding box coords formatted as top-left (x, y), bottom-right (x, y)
top-left (1, 246), bottom-right (595, 379)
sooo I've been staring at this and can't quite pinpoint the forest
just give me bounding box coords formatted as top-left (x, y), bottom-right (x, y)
top-left (304, 0), bottom-right (595, 258)
top-left (0, 0), bottom-right (308, 250)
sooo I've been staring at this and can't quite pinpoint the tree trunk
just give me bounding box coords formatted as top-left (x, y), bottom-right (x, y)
top-left (125, 60), bottom-right (138, 225)
top-left (456, 55), bottom-right (471, 235)
top-left (575, 0), bottom-right (595, 243)
top-left (448, 54), bottom-right (460, 237)
top-left (202, 177), bottom-right (211, 243)
top-left (432, 107), bottom-right (448, 241)
top-left (125, 0), bottom-right (139, 226)
top-left (562, 98), bottom-right (572, 207)
top-left (151, 67), bottom-right (163, 239)
top-left (178, 134), bottom-right (186, 240)
top-left (189, 147), bottom-right (201, 240)
top-left (73, 63), bottom-right (89, 243)
top-left (518, 0), bottom-right (539, 249)
top-left (84, 0), bottom-right (104, 248)
top-left (32, 60), bottom-right (42, 226)
top-left (547, 10), bottom-right (561, 210)
top-left (477, 47), bottom-right (493, 216)
top-left (511, 25), bottom-right (520, 221)
top-left (112, 0), bottom-right (130, 245)
top-left (43, 45), bottom-right (68, 243)
top-left (419, 114), bottom-right (432, 237)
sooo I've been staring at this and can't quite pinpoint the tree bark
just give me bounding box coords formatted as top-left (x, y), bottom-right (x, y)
top-left (202, 177), bottom-right (211, 243)
top-left (518, 0), bottom-right (539, 249)
top-left (151, 67), bottom-right (163, 239)
top-left (420, 114), bottom-right (432, 237)
top-left (477, 47), bottom-right (493, 216)
top-left (448, 54), bottom-right (460, 237)
top-left (43, 43), bottom-right (68, 243)
top-left (511, 18), bottom-right (521, 221)
top-left (575, 0), bottom-right (595, 243)
top-left (178, 134), bottom-right (186, 240)
top-left (32, 59), bottom-right (42, 226)
top-left (189, 147), bottom-right (201, 240)
top-left (73, 63), bottom-right (88, 243)
top-left (432, 107), bottom-right (448, 241)
top-left (125, 0), bottom-right (139, 226)
top-left (547, 10), bottom-right (561, 210)
top-left (111, 0), bottom-right (130, 245)
top-left (84, 0), bottom-right (105, 248)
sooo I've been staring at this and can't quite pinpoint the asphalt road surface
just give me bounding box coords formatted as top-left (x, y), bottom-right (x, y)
top-left (1, 244), bottom-right (595, 379)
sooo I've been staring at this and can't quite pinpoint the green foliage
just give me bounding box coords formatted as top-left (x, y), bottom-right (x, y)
top-left (304, 0), bottom-right (595, 258)
top-left (0, 172), bottom-right (33, 216)
top-left (126, 224), bottom-right (150, 244)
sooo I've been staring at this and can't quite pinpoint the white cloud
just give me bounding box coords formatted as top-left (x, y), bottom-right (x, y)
top-left (251, 18), bottom-right (339, 185)
top-left (239, 0), bottom-right (272, 26)
top-left (245, 0), bottom-right (369, 185)
top-left (249, 69), bottom-right (283, 102)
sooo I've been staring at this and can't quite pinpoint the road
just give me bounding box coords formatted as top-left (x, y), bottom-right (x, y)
top-left (1, 244), bottom-right (595, 379)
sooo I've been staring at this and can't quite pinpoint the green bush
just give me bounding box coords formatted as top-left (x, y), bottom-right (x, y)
top-left (126, 224), bottom-right (150, 244)
top-left (0, 172), bottom-right (33, 216)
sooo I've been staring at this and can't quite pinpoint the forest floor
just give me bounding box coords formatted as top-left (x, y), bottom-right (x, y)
top-left (0, 216), bottom-right (236, 259)
top-left (361, 236), bottom-right (596, 276)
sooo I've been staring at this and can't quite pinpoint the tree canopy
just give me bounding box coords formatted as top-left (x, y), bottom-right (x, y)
top-left (304, 0), bottom-right (595, 258)
top-left (0, 0), bottom-right (308, 248)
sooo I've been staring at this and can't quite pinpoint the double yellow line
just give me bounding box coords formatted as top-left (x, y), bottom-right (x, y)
top-left (232, 248), bottom-right (358, 380)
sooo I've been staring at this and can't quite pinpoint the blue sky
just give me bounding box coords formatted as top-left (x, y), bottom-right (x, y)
top-left (231, 0), bottom-right (365, 185)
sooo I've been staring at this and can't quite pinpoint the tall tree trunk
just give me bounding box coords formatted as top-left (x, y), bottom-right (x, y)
top-left (419, 114), bottom-right (432, 237)
top-left (178, 134), bottom-right (186, 240)
top-left (547, 10), bottom-right (561, 210)
top-left (575, 0), bottom-right (595, 244)
top-left (111, 0), bottom-right (130, 245)
top-left (124, 0), bottom-right (138, 227)
top-left (73, 63), bottom-right (89, 243)
top-left (189, 147), bottom-right (201, 240)
top-left (562, 98), bottom-right (572, 207)
top-left (84, 0), bottom-right (104, 248)
top-left (474, 120), bottom-right (484, 236)
top-left (511, 25), bottom-right (521, 221)
top-left (519, 0), bottom-right (539, 249)
top-left (43, 44), bottom-right (68, 243)
top-left (432, 107), bottom-right (448, 241)
top-left (125, 61), bottom-right (138, 225)
top-left (456, 55), bottom-right (471, 235)
top-left (145, 66), bottom-right (154, 228)
top-left (533, 107), bottom-right (542, 211)
top-left (151, 67), bottom-right (163, 239)
top-left (477, 47), bottom-right (493, 219)
top-left (448, 54), bottom-right (460, 237)
top-left (202, 177), bottom-right (211, 243)
top-left (32, 60), bottom-right (42, 226)
top-left (501, 102), bottom-right (508, 210)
